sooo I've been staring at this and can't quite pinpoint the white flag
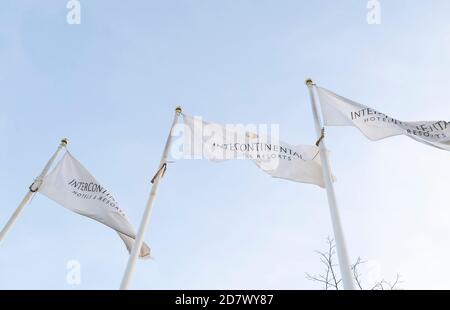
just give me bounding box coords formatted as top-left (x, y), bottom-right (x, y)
top-left (182, 114), bottom-right (327, 188)
top-left (316, 86), bottom-right (450, 151)
top-left (39, 152), bottom-right (150, 258)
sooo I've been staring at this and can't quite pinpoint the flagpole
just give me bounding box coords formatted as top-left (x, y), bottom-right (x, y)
top-left (305, 79), bottom-right (355, 290)
top-left (120, 106), bottom-right (182, 290)
top-left (0, 138), bottom-right (68, 244)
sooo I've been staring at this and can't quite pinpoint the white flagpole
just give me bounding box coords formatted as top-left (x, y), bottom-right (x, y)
top-left (0, 138), bottom-right (68, 244)
top-left (120, 106), bottom-right (182, 290)
top-left (306, 79), bottom-right (355, 290)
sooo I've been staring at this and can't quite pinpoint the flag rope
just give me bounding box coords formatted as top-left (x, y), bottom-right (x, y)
top-left (150, 163), bottom-right (167, 184)
top-left (315, 127), bottom-right (325, 146)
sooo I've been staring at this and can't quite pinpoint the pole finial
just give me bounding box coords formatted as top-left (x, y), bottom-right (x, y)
top-left (305, 78), bottom-right (315, 86)
top-left (175, 106), bottom-right (182, 114)
top-left (60, 138), bottom-right (69, 146)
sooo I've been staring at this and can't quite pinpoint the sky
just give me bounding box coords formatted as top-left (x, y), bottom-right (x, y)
top-left (0, 0), bottom-right (449, 290)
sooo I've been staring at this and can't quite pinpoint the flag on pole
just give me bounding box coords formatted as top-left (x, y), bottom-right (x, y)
top-left (316, 86), bottom-right (450, 151)
top-left (182, 114), bottom-right (328, 188)
top-left (38, 151), bottom-right (151, 258)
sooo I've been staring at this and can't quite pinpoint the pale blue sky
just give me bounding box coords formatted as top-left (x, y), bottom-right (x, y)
top-left (1, 1), bottom-right (449, 289)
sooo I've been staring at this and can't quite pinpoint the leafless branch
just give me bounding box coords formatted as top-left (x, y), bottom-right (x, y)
top-left (307, 237), bottom-right (403, 290)
top-left (351, 257), bottom-right (367, 290)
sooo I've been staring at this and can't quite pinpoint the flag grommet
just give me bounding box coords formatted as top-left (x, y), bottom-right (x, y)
top-left (28, 182), bottom-right (38, 193)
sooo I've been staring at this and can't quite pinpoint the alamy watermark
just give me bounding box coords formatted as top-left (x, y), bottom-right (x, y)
top-left (66, 259), bottom-right (81, 285)
top-left (66, 0), bottom-right (81, 25)
top-left (170, 116), bottom-right (284, 170)
top-left (367, 0), bottom-right (381, 25)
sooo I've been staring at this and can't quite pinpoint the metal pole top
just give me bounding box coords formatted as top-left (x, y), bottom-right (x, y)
top-left (60, 138), bottom-right (69, 146)
top-left (305, 78), bottom-right (315, 86)
top-left (175, 106), bottom-right (182, 114)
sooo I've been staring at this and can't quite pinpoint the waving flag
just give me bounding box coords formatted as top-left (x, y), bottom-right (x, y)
top-left (316, 86), bottom-right (450, 151)
top-left (39, 151), bottom-right (150, 258)
top-left (182, 114), bottom-right (328, 188)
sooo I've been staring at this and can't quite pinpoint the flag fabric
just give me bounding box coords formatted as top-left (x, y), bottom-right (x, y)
top-left (316, 86), bottom-right (450, 151)
top-left (38, 151), bottom-right (150, 258)
top-left (182, 114), bottom-right (328, 188)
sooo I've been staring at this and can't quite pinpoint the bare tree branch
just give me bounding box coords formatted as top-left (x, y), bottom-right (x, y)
top-left (306, 237), bottom-right (403, 290)
top-left (351, 257), bottom-right (366, 290)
